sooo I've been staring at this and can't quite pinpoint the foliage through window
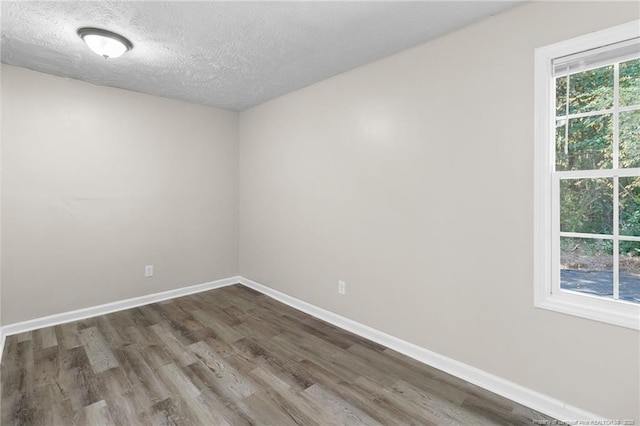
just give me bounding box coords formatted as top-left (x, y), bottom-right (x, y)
top-left (554, 47), bottom-right (640, 303)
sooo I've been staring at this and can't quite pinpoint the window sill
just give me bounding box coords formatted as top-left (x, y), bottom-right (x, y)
top-left (535, 290), bottom-right (640, 330)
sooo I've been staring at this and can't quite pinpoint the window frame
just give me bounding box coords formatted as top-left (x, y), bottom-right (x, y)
top-left (534, 20), bottom-right (640, 330)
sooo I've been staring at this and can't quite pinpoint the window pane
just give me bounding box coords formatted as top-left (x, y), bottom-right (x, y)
top-left (568, 65), bottom-right (614, 114)
top-left (555, 114), bottom-right (613, 171)
top-left (561, 237), bottom-right (613, 299)
top-left (555, 120), bottom-right (567, 168)
top-left (620, 177), bottom-right (640, 237)
top-left (619, 109), bottom-right (640, 169)
top-left (620, 241), bottom-right (640, 303)
top-left (556, 76), bottom-right (567, 116)
top-left (620, 58), bottom-right (640, 107)
top-left (560, 178), bottom-right (613, 234)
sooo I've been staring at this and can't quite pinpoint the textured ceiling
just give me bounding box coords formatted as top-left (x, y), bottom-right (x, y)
top-left (1, 1), bottom-right (522, 111)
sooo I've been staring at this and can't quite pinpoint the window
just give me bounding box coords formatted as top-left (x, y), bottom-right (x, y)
top-left (534, 21), bottom-right (640, 329)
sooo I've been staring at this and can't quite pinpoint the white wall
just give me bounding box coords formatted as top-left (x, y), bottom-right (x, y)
top-left (1, 65), bottom-right (239, 324)
top-left (239, 1), bottom-right (640, 420)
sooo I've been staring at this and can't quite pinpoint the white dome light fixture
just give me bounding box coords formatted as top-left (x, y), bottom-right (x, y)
top-left (78, 28), bottom-right (132, 59)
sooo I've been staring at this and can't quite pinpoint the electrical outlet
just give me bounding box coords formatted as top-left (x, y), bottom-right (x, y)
top-left (145, 265), bottom-right (154, 277)
top-left (338, 280), bottom-right (346, 295)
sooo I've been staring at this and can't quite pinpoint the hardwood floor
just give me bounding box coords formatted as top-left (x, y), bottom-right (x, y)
top-left (1, 284), bottom-right (553, 425)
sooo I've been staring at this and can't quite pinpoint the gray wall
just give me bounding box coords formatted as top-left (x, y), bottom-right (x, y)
top-left (239, 2), bottom-right (640, 420)
top-left (1, 65), bottom-right (239, 324)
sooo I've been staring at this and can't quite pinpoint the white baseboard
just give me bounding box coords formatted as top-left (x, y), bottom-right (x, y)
top-left (0, 274), bottom-right (603, 421)
top-left (238, 277), bottom-right (604, 422)
top-left (0, 276), bottom-right (241, 362)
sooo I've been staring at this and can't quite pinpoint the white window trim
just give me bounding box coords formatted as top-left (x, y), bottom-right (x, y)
top-left (534, 20), bottom-right (640, 330)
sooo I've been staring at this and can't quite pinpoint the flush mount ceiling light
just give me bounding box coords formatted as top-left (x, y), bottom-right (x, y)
top-left (78, 27), bottom-right (132, 59)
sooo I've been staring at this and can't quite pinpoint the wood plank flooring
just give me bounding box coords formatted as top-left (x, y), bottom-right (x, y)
top-left (1, 284), bottom-right (554, 425)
